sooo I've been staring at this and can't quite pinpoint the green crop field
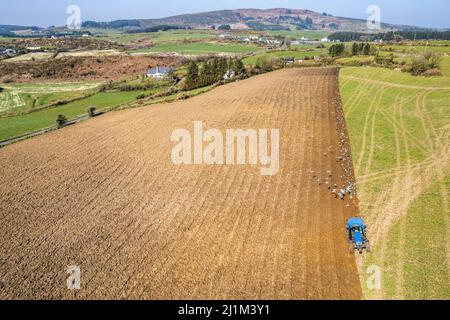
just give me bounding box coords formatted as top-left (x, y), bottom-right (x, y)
top-left (0, 82), bottom-right (101, 116)
top-left (130, 42), bottom-right (264, 55)
top-left (340, 66), bottom-right (450, 299)
top-left (243, 49), bottom-right (325, 65)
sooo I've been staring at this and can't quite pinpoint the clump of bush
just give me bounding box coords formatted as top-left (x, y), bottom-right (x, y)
top-left (329, 43), bottom-right (346, 57)
top-left (136, 93), bottom-right (148, 100)
top-left (375, 54), bottom-right (394, 66)
top-left (254, 57), bottom-right (282, 73)
top-left (410, 51), bottom-right (442, 76)
top-left (87, 107), bottom-right (96, 117)
top-left (177, 93), bottom-right (190, 100)
top-left (422, 68), bottom-right (442, 77)
top-left (99, 76), bottom-right (175, 93)
top-left (56, 114), bottom-right (67, 128)
top-left (184, 57), bottom-right (245, 90)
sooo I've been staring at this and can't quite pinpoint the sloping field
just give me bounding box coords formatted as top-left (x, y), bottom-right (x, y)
top-left (340, 67), bottom-right (450, 299)
top-left (0, 68), bottom-right (361, 299)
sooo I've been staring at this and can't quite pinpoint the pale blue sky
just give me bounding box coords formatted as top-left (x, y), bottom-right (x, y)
top-left (1, 0), bottom-right (449, 28)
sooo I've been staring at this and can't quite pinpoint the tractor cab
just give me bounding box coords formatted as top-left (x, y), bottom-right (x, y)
top-left (347, 217), bottom-right (370, 254)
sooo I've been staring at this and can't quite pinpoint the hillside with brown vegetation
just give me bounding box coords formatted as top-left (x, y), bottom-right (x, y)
top-left (0, 55), bottom-right (185, 82)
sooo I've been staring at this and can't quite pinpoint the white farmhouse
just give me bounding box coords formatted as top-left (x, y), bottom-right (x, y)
top-left (146, 66), bottom-right (173, 80)
top-left (223, 70), bottom-right (236, 80)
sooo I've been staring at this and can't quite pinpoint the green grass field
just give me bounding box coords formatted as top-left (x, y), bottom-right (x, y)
top-left (378, 44), bottom-right (450, 54)
top-left (336, 55), bottom-right (375, 65)
top-left (340, 66), bottom-right (450, 299)
top-left (106, 29), bottom-right (330, 44)
top-left (105, 29), bottom-right (218, 44)
top-left (0, 82), bottom-right (101, 116)
top-left (243, 49), bottom-right (325, 65)
top-left (266, 30), bottom-right (331, 40)
top-left (130, 42), bottom-right (264, 55)
top-left (440, 56), bottom-right (450, 77)
top-left (0, 90), bottom-right (155, 141)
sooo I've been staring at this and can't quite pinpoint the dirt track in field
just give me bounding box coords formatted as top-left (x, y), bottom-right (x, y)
top-left (0, 68), bottom-right (362, 300)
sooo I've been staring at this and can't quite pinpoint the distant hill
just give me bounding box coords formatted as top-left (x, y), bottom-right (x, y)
top-left (0, 24), bottom-right (41, 36)
top-left (82, 8), bottom-right (424, 32)
top-left (0, 25), bottom-right (40, 32)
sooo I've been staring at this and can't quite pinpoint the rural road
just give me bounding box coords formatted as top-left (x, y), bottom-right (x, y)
top-left (0, 68), bottom-right (362, 299)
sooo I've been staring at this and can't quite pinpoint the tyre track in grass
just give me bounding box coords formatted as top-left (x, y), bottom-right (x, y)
top-left (415, 91), bottom-right (450, 294)
top-left (355, 87), bottom-right (386, 176)
top-left (344, 81), bottom-right (373, 118)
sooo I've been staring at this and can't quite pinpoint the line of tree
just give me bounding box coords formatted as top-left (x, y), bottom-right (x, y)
top-left (126, 25), bottom-right (189, 34)
top-left (82, 20), bottom-right (141, 29)
top-left (351, 42), bottom-right (372, 55)
top-left (329, 30), bottom-right (450, 42)
top-left (294, 16), bottom-right (314, 30)
top-left (329, 43), bottom-right (346, 57)
top-left (185, 57), bottom-right (245, 90)
top-left (218, 25), bottom-right (231, 31)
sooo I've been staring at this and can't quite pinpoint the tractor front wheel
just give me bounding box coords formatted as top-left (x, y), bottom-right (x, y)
top-left (349, 244), bottom-right (354, 254)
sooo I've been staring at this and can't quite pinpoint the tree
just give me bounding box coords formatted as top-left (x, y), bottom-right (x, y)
top-left (329, 23), bottom-right (339, 30)
top-left (411, 56), bottom-right (429, 75)
top-left (352, 42), bottom-right (359, 56)
top-left (363, 43), bottom-right (371, 55)
top-left (423, 51), bottom-right (442, 69)
top-left (233, 58), bottom-right (245, 74)
top-left (218, 24), bottom-right (231, 30)
top-left (186, 61), bottom-right (199, 88)
top-left (329, 43), bottom-right (345, 57)
top-left (56, 114), bottom-right (67, 129)
top-left (87, 107), bottom-right (96, 118)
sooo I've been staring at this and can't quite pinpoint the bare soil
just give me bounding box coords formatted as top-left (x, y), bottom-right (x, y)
top-left (0, 68), bottom-right (362, 299)
top-left (0, 55), bottom-right (185, 83)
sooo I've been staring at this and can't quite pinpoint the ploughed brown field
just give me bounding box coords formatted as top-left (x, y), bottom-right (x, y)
top-left (0, 68), bottom-right (362, 299)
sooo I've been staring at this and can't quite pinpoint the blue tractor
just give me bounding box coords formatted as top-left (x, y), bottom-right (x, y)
top-left (347, 217), bottom-right (371, 254)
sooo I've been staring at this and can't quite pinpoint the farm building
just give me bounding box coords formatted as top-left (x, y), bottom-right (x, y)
top-left (0, 48), bottom-right (16, 57)
top-left (146, 66), bottom-right (173, 80)
top-left (223, 70), bottom-right (236, 80)
top-left (282, 57), bottom-right (295, 65)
